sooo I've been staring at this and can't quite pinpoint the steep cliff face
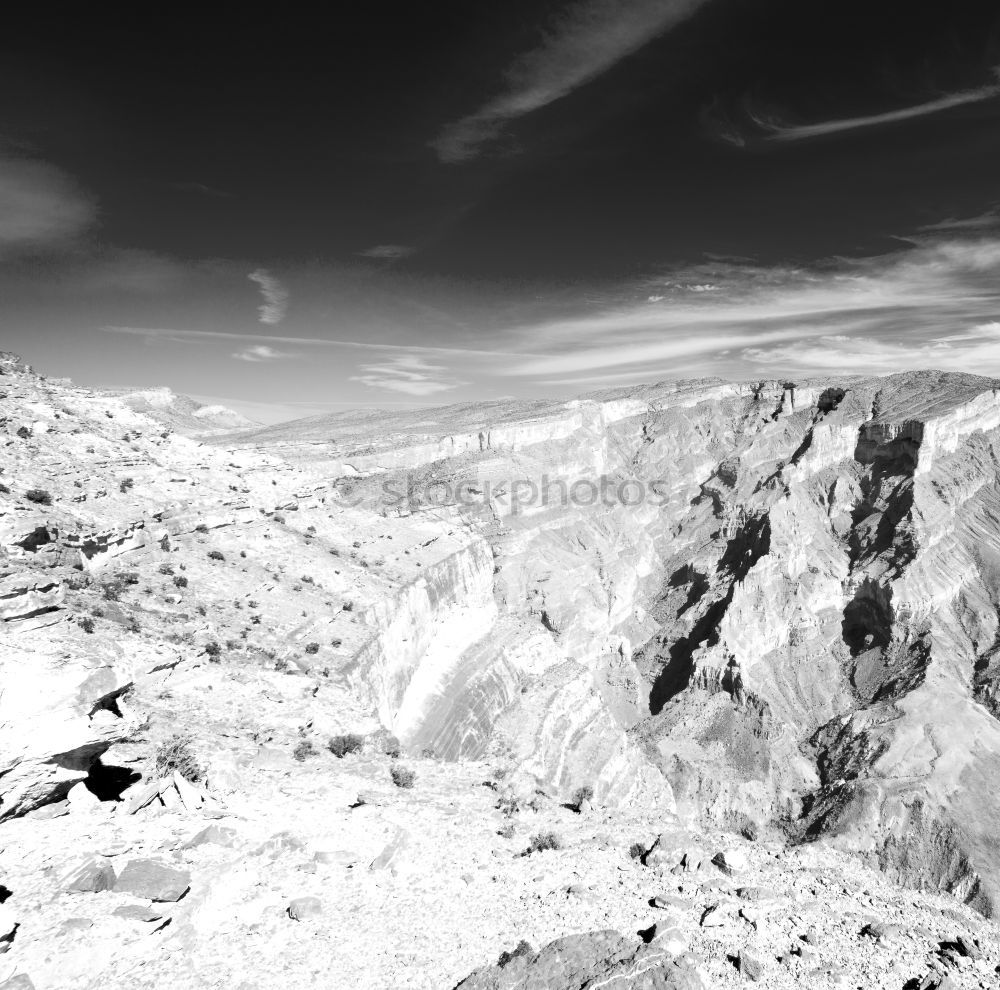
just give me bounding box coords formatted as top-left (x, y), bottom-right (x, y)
top-left (222, 369), bottom-right (1000, 913)
top-left (6, 356), bottom-right (1000, 917)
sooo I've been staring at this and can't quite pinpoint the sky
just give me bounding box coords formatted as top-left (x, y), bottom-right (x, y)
top-left (2, 2), bottom-right (1000, 423)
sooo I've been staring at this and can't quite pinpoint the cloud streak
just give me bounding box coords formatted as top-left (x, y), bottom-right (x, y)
top-left (756, 73), bottom-right (1000, 143)
top-left (358, 244), bottom-right (414, 260)
top-left (350, 354), bottom-right (467, 396)
top-left (233, 344), bottom-right (297, 362)
top-left (248, 268), bottom-right (288, 324)
top-left (433, 0), bottom-right (706, 162)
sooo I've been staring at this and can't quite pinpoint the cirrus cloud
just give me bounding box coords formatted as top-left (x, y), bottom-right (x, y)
top-left (248, 268), bottom-right (288, 324)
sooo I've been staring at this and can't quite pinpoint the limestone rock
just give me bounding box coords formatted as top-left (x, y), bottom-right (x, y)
top-left (454, 929), bottom-right (704, 989)
top-left (61, 855), bottom-right (116, 893)
top-left (113, 860), bottom-right (190, 902)
top-left (287, 896), bottom-right (323, 921)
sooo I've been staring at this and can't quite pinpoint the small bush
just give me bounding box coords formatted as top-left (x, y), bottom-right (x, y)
top-left (78, 616), bottom-right (95, 633)
top-left (152, 734), bottom-right (202, 782)
top-left (497, 794), bottom-right (520, 817)
top-left (173, 575), bottom-right (188, 588)
top-left (159, 564), bottom-right (175, 575)
top-left (390, 765), bottom-right (416, 789)
top-left (25, 488), bottom-right (52, 505)
top-left (293, 740), bottom-right (316, 762)
top-left (497, 823), bottom-right (516, 839)
top-left (304, 642), bottom-right (320, 655)
top-left (119, 477), bottom-right (134, 493)
top-left (572, 784), bottom-right (594, 809)
top-left (207, 550), bottom-right (225, 561)
top-left (121, 572), bottom-right (140, 586)
top-left (126, 617), bottom-right (141, 633)
top-left (0, 483), bottom-right (9, 495)
top-left (342, 600), bottom-right (354, 612)
top-left (16, 426), bottom-right (30, 439)
top-left (248, 599), bottom-right (259, 609)
top-left (327, 733), bottom-right (364, 758)
top-left (300, 575), bottom-right (314, 584)
top-left (526, 831), bottom-right (561, 855)
top-left (497, 941), bottom-right (533, 968)
top-left (101, 582), bottom-right (122, 601)
top-left (196, 604), bottom-right (206, 616)
top-left (204, 641), bottom-right (221, 660)
top-left (195, 523), bottom-right (209, 533)
top-left (273, 513), bottom-right (285, 524)
top-left (90, 605), bottom-right (105, 618)
top-left (628, 842), bottom-right (646, 860)
top-left (159, 534), bottom-right (171, 552)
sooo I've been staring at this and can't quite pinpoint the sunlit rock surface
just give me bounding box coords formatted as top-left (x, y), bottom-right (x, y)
top-left (5, 353), bottom-right (1000, 921)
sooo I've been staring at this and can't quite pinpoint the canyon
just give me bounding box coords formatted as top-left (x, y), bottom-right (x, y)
top-left (2, 352), bottom-right (1000, 988)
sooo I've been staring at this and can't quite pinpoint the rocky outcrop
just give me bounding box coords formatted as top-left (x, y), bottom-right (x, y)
top-left (454, 930), bottom-right (704, 989)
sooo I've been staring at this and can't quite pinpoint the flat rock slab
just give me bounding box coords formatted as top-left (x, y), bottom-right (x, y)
top-left (113, 904), bottom-right (165, 922)
top-left (185, 824), bottom-right (238, 849)
top-left (113, 860), bottom-right (190, 902)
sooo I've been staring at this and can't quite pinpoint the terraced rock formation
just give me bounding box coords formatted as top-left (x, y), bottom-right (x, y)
top-left (3, 353), bottom-right (1000, 988)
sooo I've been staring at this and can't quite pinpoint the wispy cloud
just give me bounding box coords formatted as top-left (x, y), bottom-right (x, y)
top-left (755, 73), bottom-right (1000, 143)
top-left (350, 354), bottom-right (467, 396)
top-left (248, 268), bottom-right (288, 324)
top-left (232, 344), bottom-right (297, 363)
top-left (358, 244), bottom-right (414, 260)
top-left (433, 0), bottom-right (707, 162)
top-left (497, 238), bottom-right (1000, 379)
top-left (102, 325), bottom-right (532, 358)
top-left (0, 154), bottom-right (95, 255)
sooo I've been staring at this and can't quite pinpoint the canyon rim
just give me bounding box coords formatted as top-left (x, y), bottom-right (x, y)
top-left (5, 2), bottom-right (1000, 988)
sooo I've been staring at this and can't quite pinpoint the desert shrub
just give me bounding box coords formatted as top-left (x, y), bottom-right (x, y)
top-left (330, 637), bottom-right (343, 648)
top-left (497, 941), bottom-right (533, 967)
top-left (207, 550), bottom-right (225, 561)
top-left (90, 605), bottom-right (105, 617)
top-left (121, 571), bottom-right (140, 586)
top-left (304, 642), bottom-right (320, 655)
top-left (572, 784), bottom-right (594, 809)
top-left (24, 488), bottom-right (52, 505)
top-left (273, 513), bottom-right (285, 524)
top-left (195, 523), bottom-right (209, 533)
top-left (293, 740), bottom-right (316, 762)
top-left (342, 600), bottom-right (354, 612)
top-left (390, 765), bottom-right (416, 789)
top-left (250, 614), bottom-right (261, 624)
top-left (225, 638), bottom-right (240, 650)
top-left (159, 534), bottom-right (171, 552)
top-left (196, 604), bottom-right (206, 616)
top-left (66, 574), bottom-right (89, 591)
top-left (498, 794), bottom-right (520, 817)
top-left (300, 575), bottom-right (314, 584)
top-left (152, 734), bottom-right (202, 782)
top-left (248, 599), bottom-right (259, 609)
top-left (119, 477), bottom-right (134, 493)
top-left (126, 617), bottom-right (141, 633)
top-left (327, 733), bottom-right (364, 758)
top-left (292, 584), bottom-right (302, 592)
top-left (173, 575), bottom-right (188, 588)
top-left (204, 641), bottom-right (221, 660)
top-left (497, 823), bottom-right (516, 839)
top-left (526, 831), bottom-right (561, 855)
top-left (159, 564), bottom-right (175, 575)
top-left (101, 582), bottom-right (122, 601)
top-left (0, 483), bottom-right (9, 495)
top-left (629, 842), bottom-right (646, 860)
top-left (16, 426), bottom-right (30, 439)
top-left (274, 656), bottom-right (289, 671)
top-left (78, 616), bottom-right (95, 633)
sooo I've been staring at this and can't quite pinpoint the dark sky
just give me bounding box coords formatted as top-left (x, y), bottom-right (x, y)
top-left (3, 1), bottom-right (1000, 419)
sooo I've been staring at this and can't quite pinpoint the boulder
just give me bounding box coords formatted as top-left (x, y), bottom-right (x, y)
top-left (0, 905), bottom-right (16, 940)
top-left (287, 896), bottom-right (323, 921)
top-left (61, 855), bottom-right (116, 893)
top-left (736, 950), bottom-right (764, 982)
top-left (112, 904), bottom-right (164, 923)
top-left (0, 642), bottom-right (135, 820)
top-left (711, 849), bottom-right (747, 876)
top-left (185, 825), bottom-right (238, 849)
top-left (113, 860), bottom-right (190, 902)
top-left (370, 829), bottom-right (410, 873)
top-left (455, 929), bottom-right (704, 989)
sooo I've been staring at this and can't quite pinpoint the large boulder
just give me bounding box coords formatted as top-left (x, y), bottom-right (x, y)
top-left (454, 930), bottom-right (703, 989)
top-left (0, 640), bottom-right (135, 819)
